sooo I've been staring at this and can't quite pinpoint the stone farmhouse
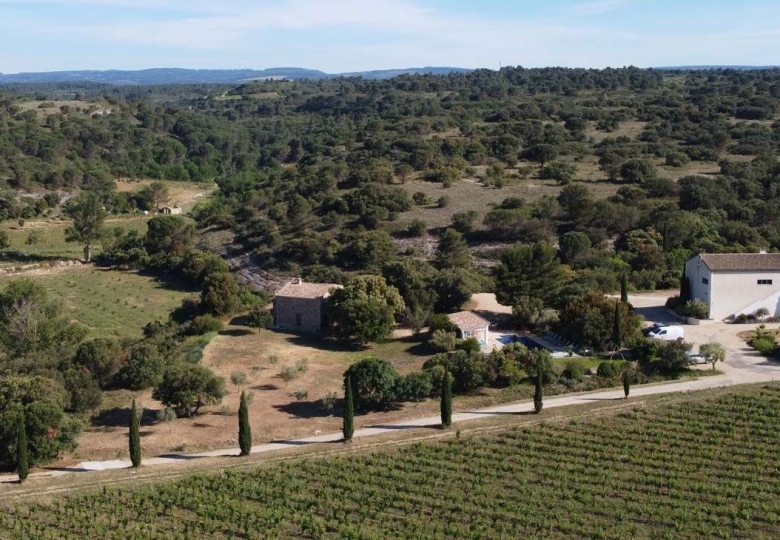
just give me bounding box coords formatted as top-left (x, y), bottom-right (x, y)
top-left (273, 279), bottom-right (341, 332)
top-left (447, 311), bottom-right (490, 345)
top-left (685, 253), bottom-right (780, 320)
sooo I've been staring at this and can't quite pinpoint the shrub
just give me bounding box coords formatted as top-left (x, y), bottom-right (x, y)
top-left (397, 372), bottom-right (433, 401)
top-left (597, 361), bottom-right (624, 379)
top-left (280, 366), bottom-right (298, 385)
top-left (437, 196), bottom-right (450, 208)
top-left (230, 371), bottom-right (248, 386)
top-left (295, 358), bottom-right (309, 373)
top-left (121, 343), bottom-right (165, 390)
top-left (750, 336), bottom-right (777, 356)
top-left (682, 299), bottom-right (709, 319)
top-left (665, 152), bottom-right (690, 167)
top-left (407, 219), bottom-right (427, 237)
top-left (412, 192), bottom-right (430, 206)
top-left (294, 388), bottom-right (309, 401)
top-left (423, 351), bottom-right (491, 393)
top-left (561, 360), bottom-right (586, 382)
top-left (188, 314), bottom-right (224, 335)
top-left (344, 357), bottom-right (401, 411)
top-left (456, 338), bottom-right (481, 355)
top-left (429, 329), bottom-right (457, 352)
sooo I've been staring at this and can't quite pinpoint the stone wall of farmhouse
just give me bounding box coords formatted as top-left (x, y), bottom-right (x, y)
top-left (274, 296), bottom-right (325, 332)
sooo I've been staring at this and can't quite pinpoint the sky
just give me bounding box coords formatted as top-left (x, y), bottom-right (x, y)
top-left (1, 0), bottom-right (779, 74)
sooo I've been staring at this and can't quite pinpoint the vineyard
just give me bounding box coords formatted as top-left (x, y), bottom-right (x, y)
top-left (6, 386), bottom-right (780, 539)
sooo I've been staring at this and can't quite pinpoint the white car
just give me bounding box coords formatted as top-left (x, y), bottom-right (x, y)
top-left (647, 325), bottom-right (685, 341)
top-left (687, 352), bottom-right (708, 365)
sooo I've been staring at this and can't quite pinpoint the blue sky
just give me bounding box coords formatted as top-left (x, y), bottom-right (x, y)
top-left (1, 0), bottom-right (779, 73)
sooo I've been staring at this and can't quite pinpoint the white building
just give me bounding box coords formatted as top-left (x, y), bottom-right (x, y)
top-left (685, 253), bottom-right (780, 320)
top-left (447, 311), bottom-right (490, 345)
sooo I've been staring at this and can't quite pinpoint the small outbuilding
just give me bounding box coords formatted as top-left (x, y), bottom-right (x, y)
top-left (273, 279), bottom-right (341, 332)
top-left (685, 252), bottom-right (780, 320)
top-left (447, 311), bottom-right (490, 345)
top-left (160, 206), bottom-right (183, 215)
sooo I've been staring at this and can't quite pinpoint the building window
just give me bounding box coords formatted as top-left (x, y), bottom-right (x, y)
top-left (758, 279), bottom-right (774, 285)
top-left (295, 313), bottom-right (302, 326)
top-left (702, 277), bottom-right (709, 285)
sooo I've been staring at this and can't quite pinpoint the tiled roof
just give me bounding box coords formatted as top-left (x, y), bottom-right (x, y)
top-left (276, 280), bottom-right (341, 299)
top-left (447, 311), bottom-right (490, 331)
top-left (698, 253), bottom-right (780, 272)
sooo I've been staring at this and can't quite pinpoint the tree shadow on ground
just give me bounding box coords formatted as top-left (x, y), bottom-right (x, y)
top-left (283, 332), bottom-right (370, 353)
top-left (219, 328), bottom-right (254, 337)
top-left (90, 406), bottom-right (159, 428)
top-left (273, 400), bottom-right (335, 419)
top-left (0, 251), bottom-right (68, 265)
top-left (251, 383), bottom-right (280, 391)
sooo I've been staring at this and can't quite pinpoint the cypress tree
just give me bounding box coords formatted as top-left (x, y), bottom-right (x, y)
top-left (440, 369), bottom-right (452, 429)
top-left (343, 376), bottom-right (354, 442)
top-left (129, 399), bottom-right (141, 468)
top-left (533, 370), bottom-right (543, 414)
top-left (612, 300), bottom-right (623, 348)
top-left (238, 391), bottom-right (252, 456)
top-left (680, 270), bottom-right (691, 302)
top-left (16, 414), bottom-right (28, 483)
top-left (620, 273), bottom-right (629, 304)
top-left (623, 368), bottom-right (631, 399)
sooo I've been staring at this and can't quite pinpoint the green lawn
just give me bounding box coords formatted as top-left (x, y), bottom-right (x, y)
top-left (3, 268), bottom-right (195, 339)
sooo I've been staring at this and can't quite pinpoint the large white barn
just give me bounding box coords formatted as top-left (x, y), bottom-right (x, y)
top-left (685, 253), bottom-right (780, 320)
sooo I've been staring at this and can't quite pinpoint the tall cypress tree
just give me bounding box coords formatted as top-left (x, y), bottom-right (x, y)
top-left (129, 399), bottom-right (141, 468)
top-left (620, 273), bottom-right (629, 304)
top-left (238, 391), bottom-right (252, 456)
top-left (16, 414), bottom-right (28, 483)
top-left (343, 376), bottom-right (354, 442)
top-left (533, 370), bottom-right (543, 414)
top-left (623, 367), bottom-right (631, 399)
top-left (680, 270), bottom-right (691, 302)
top-left (612, 300), bottom-right (623, 348)
top-left (440, 369), bottom-right (452, 429)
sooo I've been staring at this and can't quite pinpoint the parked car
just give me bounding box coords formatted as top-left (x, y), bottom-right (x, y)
top-left (647, 325), bottom-right (685, 341)
top-left (686, 352), bottom-right (708, 365)
top-left (642, 323), bottom-right (669, 336)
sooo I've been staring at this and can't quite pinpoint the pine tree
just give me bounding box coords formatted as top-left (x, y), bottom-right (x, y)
top-left (16, 414), bottom-right (28, 483)
top-left (612, 300), bottom-right (623, 348)
top-left (343, 376), bottom-right (354, 442)
top-left (440, 369), bottom-right (452, 429)
top-left (623, 368), bottom-right (631, 399)
top-left (238, 391), bottom-right (252, 456)
top-left (533, 370), bottom-right (543, 414)
top-left (620, 273), bottom-right (629, 304)
top-left (129, 399), bottom-right (141, 468)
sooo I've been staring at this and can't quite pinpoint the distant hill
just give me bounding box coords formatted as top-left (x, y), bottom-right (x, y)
top-left (658, 65), bottom-right (780, 71)
top-left (0, 66), bottom-right (472, 85)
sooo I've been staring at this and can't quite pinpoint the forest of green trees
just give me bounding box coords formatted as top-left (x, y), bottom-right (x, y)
top-left (2, 66), bottom-right (780, 469)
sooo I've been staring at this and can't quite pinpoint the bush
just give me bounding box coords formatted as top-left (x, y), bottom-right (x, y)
top-left (423, 351), bottom-right (491, 393)
top-left (456, 338), bottom-right (481, 355)
top-left (665, 152), bottom-right (690, 167)
top-left (437, 196), bottom-right (450, 208)
top-left (188, 314), bottom-right (224, 335)
top-left (397, 372), bottom-right (433, 402)
top-left (750, 336), bottom-right (778, 356)
top-left (412, 192), bottom-right (430, 206)
top-left (429, 329), bottom-right (457, 352)
top-left (597, 361), bottom-right (624, 379)
top-left (407, 219), bottom-right (428, 237)
top-left (344, 357), bottom-right (401, 411)
top-left (561, 360), bottom-right (586, 382)
top-left (682, 299), bottom-right (709, 319)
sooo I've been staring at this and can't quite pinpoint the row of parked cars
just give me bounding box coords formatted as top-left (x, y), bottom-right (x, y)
top-left (642, 323), bottom-right (708, 365)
